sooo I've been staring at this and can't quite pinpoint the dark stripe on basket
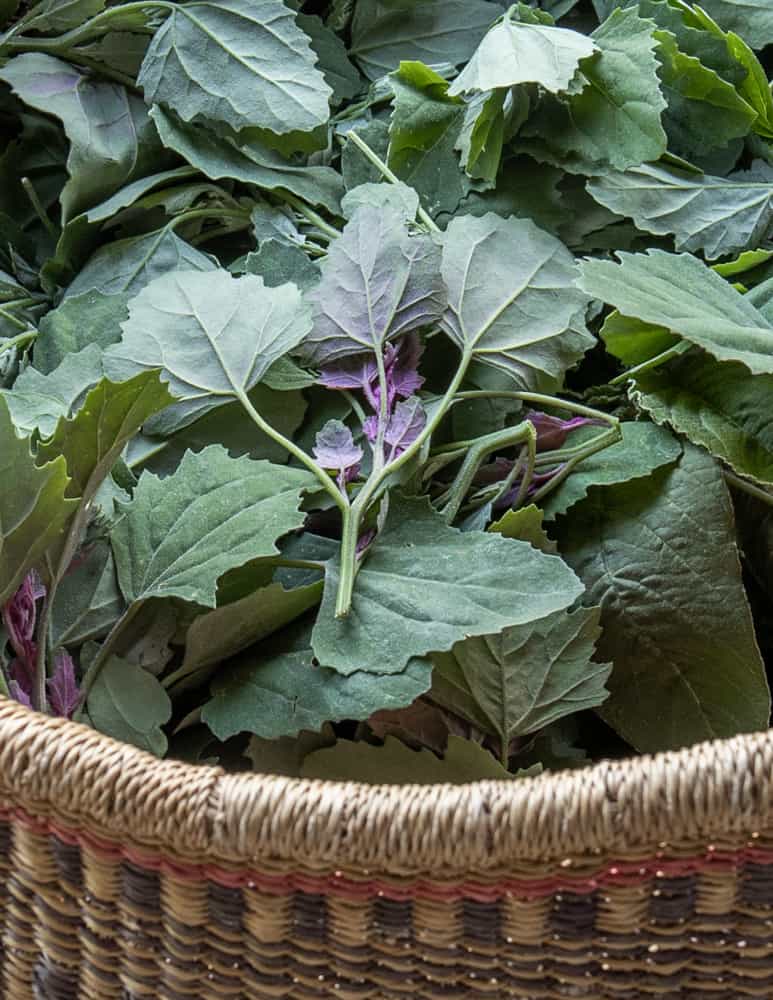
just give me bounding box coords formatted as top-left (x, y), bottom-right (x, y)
top-left (462, 898), bottom-right (501, 944)
top-left (51, 835), bottom-right (83, 889)
top-left (208, 882), bottom-right (244, 931)
top-left (649, 873), bottom-right (697, 922)
top-left (372, 896), bottom-right (413, 939)
top-left (121, 860), bottom-right (160, 909)
top-left (741, 861), bottom-right (773, 907)
top-left (551, 889), bottom-right (598, 938)
top-left (292, 891), bottom-right (327, 940)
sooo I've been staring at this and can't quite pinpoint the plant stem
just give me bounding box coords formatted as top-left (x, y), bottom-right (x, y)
top-left (723, 470), bottom-right (773, 507)
top-left (372, 348), bottom-right (390, 473)
top-left (6, 1), bottom-right (169, 51)
top-left (0, 667), bottom-right (9, 699)
top-left (21, 178), bottom-right (59, 240)
top-left (341, 389), bottom-right (367, 424)
top-left (528, 426), bottom-right (621, 504)
top-left (609, 342), bottom-right (692, 385)
top-left (0, 310), bottom-right (32, 333)
top-left (510, 424), bottom-right (537, 510)
top-left (33, 590), bottom-right (52, 712)
top-left (74, 599), bottom-right (145, 717)
top-left (454, 390), bottom-right (620, 429)
top-left (345, 131), bottom-right (441, 234)
top-left (281, 191), bottom-right (341, 241)
top-left (235, 388), bottom-right (348, 514)
top-left (334, 351), bottom-right (473, 617)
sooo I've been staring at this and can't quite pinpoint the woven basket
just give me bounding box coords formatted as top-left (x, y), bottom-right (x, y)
top-left (1, 698), bottom-right (773, 999)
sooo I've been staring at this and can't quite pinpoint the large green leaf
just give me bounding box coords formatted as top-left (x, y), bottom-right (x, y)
top-left (555, 444), bottom-right (770, 752)
top-left (388, 62), bottom-right (470, 218)
top-left (0, 396), bottom-right (78, 605)
top-left (34, 291), bottom-right (127, 374)
top-left (110, 446), bottom-right (315, 606)
top-left (86, 654), bottom-right (171, 755)
top-left (696, 0), bottom-right (773, 48)
top-left (50, 540), bottom-right (124, 648)
top-left (149, 106), bottom-right (343, 214)
top-left (0, 54), bottom-right (169, 223)
top-left (652, 29), bottom-right (756, 161)
top-left (349, 0), bottom-right (503, 81)
top-left (137, 0), bottom-right (332, 136)
top-left (579, 250), bottom-right (773, 375)
top-left (311, 495), bottom-right (583, 676)
top-left (448, 11), bottom-right (596, 95)
top-left (542, 421), bottom-right (682, 519)
top-left (520, 8), bottom-right (667, 173)
top-left (203, 649), bottom-right (430, 740)
top-left (440, 213), bottom-right (592, 386)
top-left (4, 344), bottom-right (104, 436)
top-left (180, 580), bottom-right (323, 678)
top-left (300, 734), bottom-right (515, 782)
top-left (431, 606), bottom-right (610, 749)
top-left (105, 268), bottom-right (311, 428)
top-left (37, 372), bottom-right (172, 503)
top-left (634, 351), bottom-right (773, 486)
top-left (587, 162), bottom-right (773, 260)
top-left (300, 202), bottom-right (445, 365)
top-left (65, 227), bottom-right (216, 298)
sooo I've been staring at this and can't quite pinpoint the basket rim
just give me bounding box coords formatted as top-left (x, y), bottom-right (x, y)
top-left (0, 697), bottom-right (770, 872)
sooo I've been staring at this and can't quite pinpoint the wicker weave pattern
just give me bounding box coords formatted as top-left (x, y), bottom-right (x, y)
top-left (2, 701), bottom-right (773, 998)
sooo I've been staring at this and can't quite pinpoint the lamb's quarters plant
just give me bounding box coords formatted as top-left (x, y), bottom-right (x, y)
top-left (1, 0), bottom-right (773, 780)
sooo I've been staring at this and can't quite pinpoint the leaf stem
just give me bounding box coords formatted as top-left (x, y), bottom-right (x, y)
top-left (528, 426), bottom-right (621, 504)
top-left (723, 470), bottom-right (773, 507)
top-left (74, 599), bottom-right (145, 717)
top-left (235, 388), bottom-right (348, 513)
top-left (608, 342), bottom-right (692, 385)
top-left (345, 131), bottom-right (440, 234)
top-left (6, 1), bottom-right (170, 50)
top-left (0, 310), bottom-right (33, 334)
top-left (280, 191), bottom-right (341, 241)
top-left (454, 389), bottom-right (620, 429)
top-left (372, 348), bottom-right (390, 472)
top-left (21, 177), bottom-right (59, 240)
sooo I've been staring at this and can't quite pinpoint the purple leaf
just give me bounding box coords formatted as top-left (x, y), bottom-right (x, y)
top-left (363, 415), bottom-right (378, 442)
top-left (313, 420), bottom-right (363, 480)
top-left (318, 357), bottom-right (372, 392)
top-left (319, 334), bottom-right (425, 412)
top-left (8, 681), bottom-right (32, 710)
top-left (47, 651), bottom-right (80, 719)
top-left (527, 411), bottom-right (602, 452)
top-left (384, 397), bottom-right (426, 457)
top-left (2, 570), bottom-right (44, 658)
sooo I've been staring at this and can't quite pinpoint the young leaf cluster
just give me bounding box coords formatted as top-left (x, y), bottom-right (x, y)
top-left (0, 0), bottom-right (772, 782)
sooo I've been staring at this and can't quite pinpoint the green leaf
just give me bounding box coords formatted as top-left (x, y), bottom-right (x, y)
top-left (448, 12), bottom-right (597, 95)
top-left (652, 29), bottom-right (756, 161)
top-left (387, 61), bottom-right (470, 218)
top-left (454, 90), bottom-right (509, 186)
top-left (520, 8), bottom-right (667, 173)
top-left (4, 344), bottom-right (104, 436)
top-left (440, 213), bottom-right (592, 386)
top-left (634, 351), bottom-right (773, 486)
top-left (34, 290), bottom-right (127, 374)
top-left (349, 0), bottom-right (503, 81)
top-left (312, 494), bottom-right (583, 676)
top-left (86, 654), bottom-right (171, 755)
top-left (600, 310), bottom-right (677, 367)
top-left (37, 372), bottom-right (173, 502)
top-left (695, 0), bottom-right (773, 47)
top-left (489, 504), bottom-right (557, 553)
top-left (300, 734), bottom-right (515, 783)
top-left (180, 580), bottom-right (323, 679)
top-left (110, 446), bottom-right (315, 606)
top-left (139, 382), bottom-right (307, 466)
top-left (300, 202), bottom-right (445, 365)
top-left (244, 240), bottom-right (320, 293)
top-left (579, 250), bottom-right (773, 375)
top-left (0, 396), bottom-right (78, 605)
top-left (105, 268), bottom-right (312, 428)
top-left (245, 726), bottom-right (336, 776)
top-left (150, 106), bottom-right (343, 214)
top-left (542, 421), bottom-right (682, 519)
top-left (0, 54), bottom-right (169, 224)
top-left (296, 13), bottom-right (361, 106)
top-left (431, 606), bottom-right (610, 748)
top-left (203, 649), bottom-right (430, 740)
top-left (587, 162), bottom-right (773, 260)
top-left (50, 540), bottom-right (124, 648)
top-left (65, 227), bottom-right (216, 298)
top-left (22, 0), bottom-right (104, 33)
top-left (137, 0), bottom-right (332, 136)
top-left (555, 444), bottom-right (770, 752)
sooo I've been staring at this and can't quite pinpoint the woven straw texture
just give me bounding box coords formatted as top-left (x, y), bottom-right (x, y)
top-left (1, 699), bottom-right (773, 999)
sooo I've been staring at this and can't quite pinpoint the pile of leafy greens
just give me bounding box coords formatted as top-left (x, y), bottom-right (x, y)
top-left (1, 0), bottom-right (773, 784)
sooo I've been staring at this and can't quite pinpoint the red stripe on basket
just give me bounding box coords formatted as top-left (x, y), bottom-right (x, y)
top-left (0, 802), bottom-right (768, 903)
